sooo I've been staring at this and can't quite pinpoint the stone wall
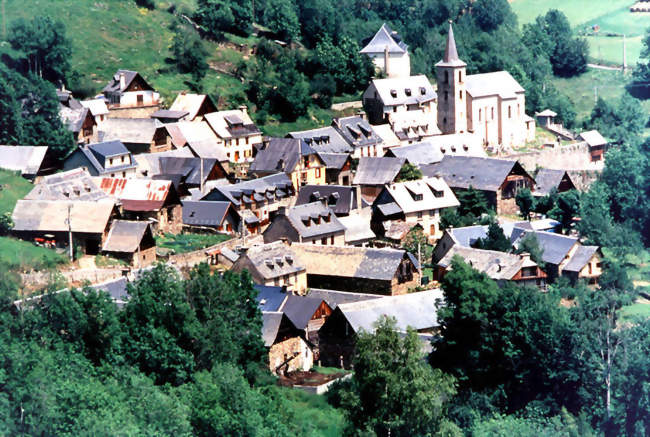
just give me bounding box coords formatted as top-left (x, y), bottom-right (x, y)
top-left (21, 268), bottom-right (125, 289)
top-left (503, 142), bottom-right (604, 173)
top-left (268, 336), bottom-right (313, 375)
top-left (107, 105), bottom-right (159, 119)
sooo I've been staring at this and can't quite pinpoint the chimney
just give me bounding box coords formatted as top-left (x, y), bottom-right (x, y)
top-left (384, 45), bottom-right (390, 77)
top-left (238, 104), bottom-right (248, 115)
top-left (355, 184), bottom-right (362, 211)
top-left (280, 236), bottom-right (291, 246)
top-left (119, 72), bottom-right (126, 90)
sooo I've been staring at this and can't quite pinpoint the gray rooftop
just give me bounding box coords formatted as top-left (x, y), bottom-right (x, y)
top-left (0, 145), bottom-right (48, 176)
top-left (422, 155), bottom-right (530, 191)
top-left (100, 118), bottom-right (163, 144)
top-left (295, 185), bottom-right (361, 216)
top-left (368, 75), bottom-right (436, 107)
top-left (307, 288), bottom-right (381, 309)
top-left (250, 138), bottom-right (317, 174)
top-left (353, 156), bottom-right (404, 185)
top-left (318, 152), bottom-right (350, 170)
top-left (360, 23), bottom-right (408, 55)
top-left (238, 241), bottom-right (305, 281)
top-left (102, 220), bottom-right (150, 253)
top-left (513, 230), bottom-right (578, 266)
top-left (465, 71), bottom-right (525, 99)
top-left (332, 116), bottom-right (383, 149)
top-left (564, 245), bottom-right (599, 273)
top-left (285, 202), bottom-right (346, 239)
top-left (203, 173), bottom-right (293, 207)
top-left (534, 169), bottom-right (573, 196)
top-left (182, 200), bottom-right (233, 227)
top-left (25, 168), bottom-right (108, 201)
top-left (437, 246), bottom-right (537, 281)
top-left (288, 126), bottom-right (352, 154)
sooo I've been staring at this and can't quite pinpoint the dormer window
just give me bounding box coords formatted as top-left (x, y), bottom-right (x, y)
top-left (390, 89), bottom-right (397, 98)
top-left (405, 88), bottom-right (411, 96)
top-left (265, 259), bottom-right (274, 268)
top-left (414, 194), bottom-right (423, 201)
top-left (433, 189), bottom-right (444, 198)
top-left (420, 87), bottom-right (426, 95)
top-left (190, 211), bottom-right (195, 217)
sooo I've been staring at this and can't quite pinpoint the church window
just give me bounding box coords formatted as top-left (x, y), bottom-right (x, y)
top-left (459, 71), bottom-right (462, 82)
top-left (443, 117), bottom-right (447, 125)
top-left (479, 109), bottom-right (482, 121)
top-left (491, 107), bottom-right (494, 120)
top-left (444, 91), bottom-right (448, 101)
top-left (459, 90), bottom-right (463, 100)
top-left (444, 71), bottom-right (449, 84)
top-left (508, 106), bottom-right (512, 118)
top-left (517, 104), bottom-right (520, 116)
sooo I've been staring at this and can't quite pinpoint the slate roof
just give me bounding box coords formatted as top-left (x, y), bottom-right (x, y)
top-left (239, 241), bottom-right (306, 281)
top-left (91, 277), bottom-right (130, 307)
top-left (151, 109), bottom-right (189, 120)
top-left (169, 121), bottom-right (228, 161)
top-left (360, 23), bottom-right (408, 54)
top-left (291, 243), bottom-right (415, 281)
top-left (102, 70), bottom-right (151, 94)
top-left (384, 221), bottom-right (422, 242)
top-left (182, 200), bottom-right (234, 227)
top-left (261, 311), bottom-right (285, 347)
top-left (306, 288), bottom-right (381, 309)
top-left (25, 168), bottom-right (108, 201)
top-left (336, 289), bottom-right (444, 333)
top-left (534, 169), bottom-right (573, 196)
top-left (385, 134), bottom-right (486, 166)
top-left (318, 153), bottom-right (350, 170)
top-left (102, 220), bottom-right (150, 253)
top-left (295, 185), bottom-right (361, 216)
top-left (59, 105), bottom-right (90, 133)
top-left (436, 22), bottom-right (466, 68)
top-left (283, 202), bottom-right (345, 239)
top-left (332, 116), bottom-right (383, 149)
top-left (282, 294), bottom-right (329, 330)
top-left (368, 75), bottom-right (436, 106)
top-left (169, 93), bottom-right (214, 121)
top-left (372, 124), bottom-right (401, 148)
top-left (339, 212), bottom-right (376, 244)
top-left (287, 127), bottom-right (352, 154)
top-left (536, 109), bottom-right (557, 117)
top-left (95, 177), bottom-right (176, 211)
top-left (378, 177), bottom-right (459, 215)
top-left (465, 71), bottom-right (525, 99)
top-left (203, 173), bottom-right (293, 206)
top-left (423, 155), bottom-right (530, 191)
top-left (564, 245), bottom-right (599, 273)
top-left (353, 156), bottom-right (404, 185)
top-left (0, 146), bottom-right (48, 176)
top-left (71, 141), bottom-right (137, 175)
top-left (204, 109), bottom-right (261, 139)
top-left (250, 138), bottom-right (318, 174)
top-left (158, 156), bottom-right (218, 186)
top-left (512, 230), bottom-right (577, 266)
top-left (80, 99), bottom-right (109, 116)
top-left (12, 199), bottom-right (115, 233)
top-left (390, 110), bottom-right (441, 140)
top-left (100, 118), bottom-right (163, 144)
top-left (446, 225), bottom-right (488, 247)
top-left (255, 285), bottom-right (288, 312)
top-left (437, 246), bottom-right (537, 281)
top-left (578, 130), bottom-right (607, 147)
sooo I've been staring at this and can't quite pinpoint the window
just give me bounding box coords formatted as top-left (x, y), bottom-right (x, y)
top-left (330, 235), bottom-right (334, 244)
top-left (137, 94), bottom-right (144, 105)
top-left (321, 237), bottom-right (327, 245)
top-left (417, 211), bottom-right (423, 219)
top-left (459, 90), bottom-right (463, 100)
top-left (444, 71), bottom-right (449, 84)
top-left (121, 156), bottom-right (125, 163)
top-left (109, 158), bottom-right (113, 165)
top-left (315, 168), bottom-right (321, 178)
top-left (458, 71), bottom-right (462, 82)
top-left (429, 209), bottom-right (435, 217)
top-left (122, 172), bottom-right (126, 177)
top-left (443, 117), bottom-right (447, 126)
top-left (479, 108), bottom-right (482, 121)
top-left (491, 107), bottom-right (494, 120)
top-left (508, 106), bottom-right (512, 118)
top-left (414, 194), bottom-right (423, 201)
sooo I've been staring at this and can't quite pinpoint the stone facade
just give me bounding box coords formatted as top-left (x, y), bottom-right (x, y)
top-left (268, 336), bottom-right (314, 375)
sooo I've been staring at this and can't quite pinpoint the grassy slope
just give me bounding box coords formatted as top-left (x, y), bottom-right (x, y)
top-left (0, 169), bottom-right (67, 271)
top-left (155, 232), bottom-right (231, 254)
top-left (279, 387), bottom-right (346, 437)
top-left (510, 0), bottom-right (649, 65)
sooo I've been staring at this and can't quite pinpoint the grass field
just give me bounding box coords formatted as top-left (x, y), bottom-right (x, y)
top-left (510, 0), bottom-right (650, 65)
top-left (0, 169), bottom-right (33, 215)
top-left (0, 236), bottom-right (68, 271)
top-left (155, 232), bottom-right (231, 254)
top-left (278, 387), bottom-right (346, 437)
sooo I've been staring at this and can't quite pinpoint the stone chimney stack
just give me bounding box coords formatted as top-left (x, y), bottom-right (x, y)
top-left (119, 72), bottom-right (126, 90)
top-left (384, 45), bottom-right (390, 77)
top-left (238, 104), bottom-right (248, 115)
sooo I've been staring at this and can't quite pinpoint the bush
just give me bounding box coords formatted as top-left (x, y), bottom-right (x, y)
top-left (135, 0), bottom-right (155, 9)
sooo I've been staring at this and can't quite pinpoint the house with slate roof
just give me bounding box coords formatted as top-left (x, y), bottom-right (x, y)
top-left (318, 153), bottom-right (353, 185)
top-left (168, 92), bottom-right (217, 122)
top-left (231, 241), bottom-right (308, 294)
top-left (60, 104), bottom-right (96, 144)
top-left (25, 168), bottom-right (108, 201)
top-left (360, 23), bottom-right (411, 78)
top-left (181, 200), bottom-right (241, 234)
top-left (80, 99), bottom-right (110, 128)
top-left (352, 156), bottom-right (405, 202)
top-left (0, 146), bottom-right (57, 180)
top-left (290, 243), bottom-right (420, 295)
top-left (94, 177), bottom-right (183, 234)
top-left (332, 115), bottom-right (385, 158)
top-left (102, 220), bottom-right (156, 267)
top-left (383, 134), bottom-right (486, 166)
top-left (534, 169), bottom-right (576, 196)
top-left (318, 289), bottom-right (443, 367)
top-left (435, 245), bottom-right (547, 289)
top-left (202, 173), bottom-right (295, 234)
top-left (64, 141), bottom-right (138, 178)
top-left (372, 177), bottom-right (459, 240)
top-left (287, 126), bottom-right (352, 154)
top-left (204, 107), bottom-right (262, 163)
top-left (422, 155), bottom-right (535, 215)
top-left (102, 69), bottom-right (160, 116)
top-left (167, 121), bottom-right (229, 163)
top-left (263, 202), bottom-right (346, 246)
top-left (250, 138), bottom-right (326, 190)
top-left (295, 185), bottom-right (364, 217)
top-left (262, 311), bottom-right (313, 374)
top-left (99, 118), bottom-right (172, 154)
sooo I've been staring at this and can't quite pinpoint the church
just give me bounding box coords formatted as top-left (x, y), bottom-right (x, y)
top-left (361, 23), bottom-right (536, 150)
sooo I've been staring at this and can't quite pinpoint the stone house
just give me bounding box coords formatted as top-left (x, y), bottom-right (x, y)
top-left (99, 118), bottom-right (172, 154)
top-left (80, 99), bottom-right (110, 129)
top-left (102, 220), bottom-right (157, 267)
top-left (290, 243), bottom-right (420, 295)
top-left (371, 177), bottom-right (459, 241)
top-left (202, 173), bottom-right (295, 235)
top-left (352, 156), bottom-right (405, 203)
top-left (263, 202), bottom-right (346, 246)
top-left (94, 177), bottom-right (183, 234)
top-left (288, 126), bottom-right (352, 155)
top-left (383, 134), bottom-right (486, 166)
top-left (230, 241), bottom-right (308, 294)
top-left (204, 107), bottom-right (262, 163)
top-left (262, 312), bottom-right (313, 375)
top-left (359, 23), bottom-right (411, 78)
top-left (318, 153), bottom-right (353, 185)
top-left (332, 116), bottom-right (385, 158)
top-left (318, 289), bottom-right (442, 368)
top-left (422, 155), bottom-right (535, 215)
top-left (102, 70), bottom-right (160, 117)
top-left (434, 245), bottom-right (547, 290)
top-left (64, 141), bottom-right (138, 178)
top-left (250, 138), bottom-right (326, 190)
top-left (60, 105), bottom-right (97, 144)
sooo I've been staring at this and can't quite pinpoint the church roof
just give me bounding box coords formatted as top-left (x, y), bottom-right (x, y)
top-left (465, 71), bottom-right (525, 99)
top-left (436, 22), bottom-right (466, 68)
top-left (360, 23), bottom-right (408, 55)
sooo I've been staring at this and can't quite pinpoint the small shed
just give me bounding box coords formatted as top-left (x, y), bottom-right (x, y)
top-left (102, 220), bottom-right (156, 267)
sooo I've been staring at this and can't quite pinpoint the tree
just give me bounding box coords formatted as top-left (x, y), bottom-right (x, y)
top-left (339, 317), bottom-right (459, 436)
top-left (539, 10), bottom-right (588, 78)
top-left (514, 233), bottom-right (545, 268)
top-left (172, 27), bottom-right (209, 86)
top-left (457, 187), bottom-right (491, 219)
top-left (310, 36), bottom-right (375, 94)
top-left (601, 143), bottom-right (646, 228)
top-left (515, 188), bottom-right (535, 220)
top-left (395, 162), bottom-right (423, 182)
top-left (588, 95), bottom-right (647, 143)
top-left (0, 212), bottom-right (13, 236)
top-left (8, 16), bottom-right (72, 85)
top-left (262, 0), bottom-right (300, 42)
top-left (0, 78), bottom-right (22, 143)
top-left (472, 0), bottom-right (511, 32)
top-left (135, 0), bottom-right (155, 9)
top-left (474, 219), bottom-right (511, 252)
top-left (549, 190), bottom-right (580, 234)
top-left (195, 0), bottom-right (253, 40)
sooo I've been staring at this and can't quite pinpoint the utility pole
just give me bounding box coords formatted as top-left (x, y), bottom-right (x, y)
top-left (417, 241), bottom-right (422, 287)
top-left (67, 203), bottom-right (73, 262)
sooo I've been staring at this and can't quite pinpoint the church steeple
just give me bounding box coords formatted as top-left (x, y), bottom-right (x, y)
top-left (436, 21), bottom-right (467, 135)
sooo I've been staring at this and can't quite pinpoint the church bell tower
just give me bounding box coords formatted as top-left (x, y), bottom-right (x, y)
top-left (436, 22), bottom-right (467, 135)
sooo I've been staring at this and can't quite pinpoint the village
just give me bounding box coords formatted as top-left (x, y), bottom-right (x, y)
top-left (1, 22), bottom-right (612, 382)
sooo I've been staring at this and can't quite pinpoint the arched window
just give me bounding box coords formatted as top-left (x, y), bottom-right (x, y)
top-left (458, 71), bottom-right (462, 82)
top-left (459, 90), bottom-right (463, 100)
top-left (479, 109), bottom-right (482, 121)
top-left (444, 71), bottom-right (449, 84)
top-left (508, 106), bottom-right (512, 118)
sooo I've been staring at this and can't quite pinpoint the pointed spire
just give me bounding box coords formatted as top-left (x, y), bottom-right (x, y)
top-left (444, 20), bottom-right (459, 63)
